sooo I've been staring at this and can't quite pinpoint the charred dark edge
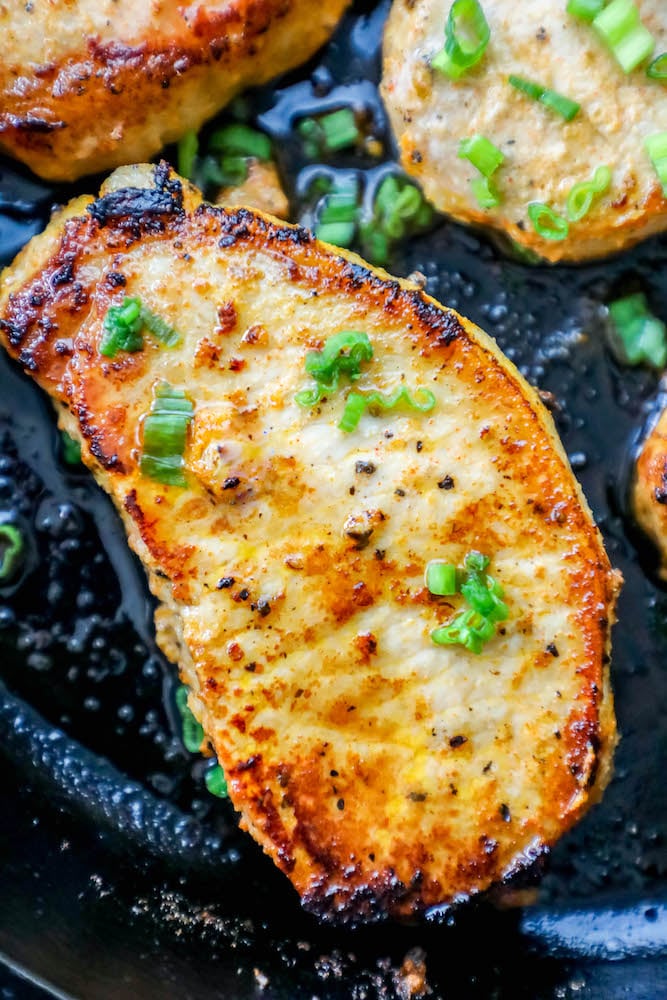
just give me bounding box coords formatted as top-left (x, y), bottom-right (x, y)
top-left (0, 113), bottom-right (67, 134)
top-left (201, 203), bottom-right (464, 348)
top-left (87, 162), bottom-right (184, 227)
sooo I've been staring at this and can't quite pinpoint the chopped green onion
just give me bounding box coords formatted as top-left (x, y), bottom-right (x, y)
top-left (425, 560), bottom-right (459, 596)
top-left (527, 202), bottom-right (570, 241)
top-left (647, 53), bottom-right (667, 81)
top-left (177, 130), bottom-right (199, 180)
top-left (458, 134), bottom-right (504, 209)
top-left (458, 134), bottom-right (504, 177)
top-left (593, 0), bottom-right (655, 73)
top-left (608, 292), bottom-right (667, 368)
top-left (295, 331), bottom-right (374, 407)
top-left (205, 763), bottom-right (229, 798)
top-left (100, 296), bottom-right (144, 357)
top-left (138, 305), bottom-right (182, 348)
top-left (175, 685), bottom-right (205, 753)
top-left (359, 174), bottom-right (434, 262)
top-left (209, 123), bottom-right (272, 162)
top-left (298, 108), bottom-right (360, 155)
top-left (508, 75), bottom-right (580, 122)
top-left (61, 430), bottom-right (82, 465)
top-left (471, 175), bottom-right (500, 209)
top-left (432, 609), bottom-right (496, 654)
top-left (339, 386), bottom-right (436, 433)
top-left (567, 0), bottom-right (604, 22)
top-left (645, 132), bottom-right (667, 196)
top-left (0, 523), bottom-right (24, 582)
top-left (430, 550), bottom-right (507, 653)
top-left (100, 297), bottom-right (182, 357)
top-left (319, 192), bottom-right (359, 225)
top-left (432, 0), bottom-right (490, 80)
top-left (566, 165), bottom-right (612, 222)
top-left (140, 383), bottom-right (194, 487)
top-left (320, 108), bottom-right (360, 151)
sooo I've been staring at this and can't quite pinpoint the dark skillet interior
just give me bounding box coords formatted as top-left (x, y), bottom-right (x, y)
top-left (3, 1), bottom-right (667, 996)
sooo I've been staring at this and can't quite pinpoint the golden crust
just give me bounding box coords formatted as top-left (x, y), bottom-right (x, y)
top-left (633, 403), bottom-right (667, 579)
top-left (0, 163), bottom-right (619, 923)
top-left (0, 0), bottom-right (349, 181)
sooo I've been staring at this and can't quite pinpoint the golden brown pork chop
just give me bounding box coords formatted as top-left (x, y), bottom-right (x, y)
top-left (633, 401), bottom-right (667, 579)
top-left (0, 163), bottom-right (619, 923)
top-left (0, 0), bottom-right (349, 181)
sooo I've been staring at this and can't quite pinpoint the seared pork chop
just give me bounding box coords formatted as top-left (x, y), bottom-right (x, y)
top-left (382, 0), bottom-right (667, 262)
top-left (0, 0), bottom-right (349, 181)
top-left (0, 162), bottom-right (619, 922)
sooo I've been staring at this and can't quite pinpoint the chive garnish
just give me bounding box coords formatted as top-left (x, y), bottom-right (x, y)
top-left (100, 297), bottom-right (182, 358)
top-left (428, 551), bottom-right (507, 654)
top-left (567, 0), bottom-right (604, 22)
top-left (608, 293), bottom-right (667, 368)
top-left (647, 54), bottom-right (667, 81)
top-left (314, 176), bottom-right (359, 247)
top-left (0, 523), bottom-right (24, 582)
top-left (527, 202), bottom-right (570, 241)
top-left (295, 330), bottom-right (373, 406)
top-left (177, 130), bottom-right (199, 181)
top-left (298, 108), bottom-right (360, 156)
top-left (432, 0), bottom-right (490, 80)
top-left (209, 123), bottom-right (272, 162)
top-left (592, 0), bottom-right (655, 73)
top-left (205, 763), bottom-right (229, 798)
top-left (61, 430), bottom-right (82, 466)
top-left (458, 134), bottom-right (504, 209)
top-left (338, 386), bottom-right (436, 433)
top-left (140, 383), bottom-right (194, 487)
top-left (359, 174), bottom-right (433, 264)
top-left (566, 165), bottom-right (612, 222)
top-left (175, 685), bottom-right (205, 753)
top-left (508, 75), bottom-right (580, 122)
top-left (645, 132), bottom-right (667, 196)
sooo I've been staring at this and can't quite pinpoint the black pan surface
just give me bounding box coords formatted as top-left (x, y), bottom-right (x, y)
top-left (3, 2), bottom-right (667, 996)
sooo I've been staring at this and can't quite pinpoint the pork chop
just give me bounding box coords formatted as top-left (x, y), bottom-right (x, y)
top-left (0, 162), bottom-right (620, 922)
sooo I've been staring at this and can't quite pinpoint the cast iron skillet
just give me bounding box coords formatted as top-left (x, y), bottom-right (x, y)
top-left (3, 2), bottom-right (667, 996)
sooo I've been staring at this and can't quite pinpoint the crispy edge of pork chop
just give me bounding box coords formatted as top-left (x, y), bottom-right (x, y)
top-left (633, 399), bottom-right (667, 580)
top-left (0, 163), bottom-right (621, 923)
top-left (0, 0), bottom-right (349, 181)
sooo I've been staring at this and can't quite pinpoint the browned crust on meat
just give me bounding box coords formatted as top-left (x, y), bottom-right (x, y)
top-left (633, 404), bottom-right (667, 580)
top-left (0, 163), bottom-right (619, 922)
top-left (0, 0), bottom-right (350, 180)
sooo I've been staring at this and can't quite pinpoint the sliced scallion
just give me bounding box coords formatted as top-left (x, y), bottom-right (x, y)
top-left (425, 560), bottom-right (459, 596)
top-left (429, 550), bottom-right (507, 654)
top-left (314, 222), bottom-right (356, 247)
top-left (593, 0), bottom-right (655, 73)
top-left (458, 134), bottom-right (504, 209)
top-left (140, 383), bottom-right (194, 487)
top-left (205, 763), bottom-right (229, 798)
top-left (295, 331), bottom-right (373, 407)
top-left (139, 305), bottom-right (182, 348)
top-left (338, 386), bottom-right (436, 433)
top-left (175, 685), bottom-right (205, 753)
top-left (567, 0), bottom-right (605, 22)
top-left (645, 132), bottom-right (667, 196)
top-left (458, 134), bottom-right (504, 176)
top-left (61, 430), bottom-right (82, 465)
top-left (177, 130), bottom-right (198, 180)
top-left (647, 53), bottom-right (667, 81)
top-left (432, 0), bottom-right (490, 80)
top-left (209, 123), bottom-right (272, 162)
top-left (508, 75), bottom-right (580, 122)
top-left (0, 523), bottom-right (24, 582)
top-left (527, 202), bottom-right (570, 241)
top-left (359, 174), bottom-right (433, 263)
top-left (608, 292), bottom-right (667, 368)
top-left (298, 108), bottom-right (360, 155)
top-left (566, 165), bottom-right (612, 222)
top-left (100, 297), bottom-right (144, 358)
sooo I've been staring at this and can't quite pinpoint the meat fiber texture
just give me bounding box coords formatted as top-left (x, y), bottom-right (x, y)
top-left (0, 162), bottom-right (620, 923)
top-left (382, 0), bottom-right (667, 262)
top-left (0, 0), bottom-right (349, 180)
